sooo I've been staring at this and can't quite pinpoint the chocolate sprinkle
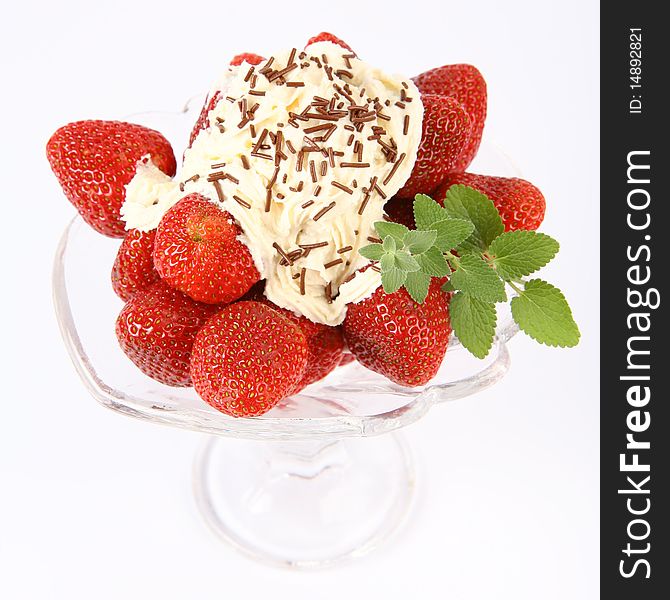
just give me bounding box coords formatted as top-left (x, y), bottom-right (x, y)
top-left (382, 152), bottom-right (406, 186)
top-left (273, 242), bottom-right (293, 265)
top-left (232, 194), bottom-right (251, 209)
top-left (212, 180), bottom-right (225, 202)
top-left (331, 181), bottom-right (353, 194)
top-left (299, 241), bottom-right (328, 249)
top-left (299, 268), bottom-right (306, 295)
top-left (324, 258), bottom-right (343, 269)
top-left (313, 202), bottom-right (336, 221)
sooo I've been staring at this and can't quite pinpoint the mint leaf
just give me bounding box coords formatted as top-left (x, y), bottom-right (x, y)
top-left (358, 243), bottom-right (384, 261)
top-left (442, 185), bottom-right (504, 252)
top-left (380, 252), bottom-right (394, 271)
top-left (404, 271), bottom-right (431, 303)
top-left (489, 231), bottom-right (560, 280)
top-left (415, 246), bottom-right (450, 277)
top-left (449, 254), bottom-right (506, 302)
top-left (432, 218), bottom-right (475, 252)
top-left (375, 221), bottom-right (409, 244)
top-left (403, 229), bottom-right (437, 254)
top-left (450, 292), bottom-right (497, 358)
top-left (394, 251), bottom-right (421, 272)
top-left (381, 267), bottom-right (406, 294)
top-left (381, 249), bottom-right (420, 273)
top-left (510, 279), bottom-right (580, 347)
top-left (382, 235), bottom-right (396, 253)
top-left (413, 194), bottom-right (449, 230)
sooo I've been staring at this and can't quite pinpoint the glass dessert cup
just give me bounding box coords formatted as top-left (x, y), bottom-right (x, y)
top-left (52, 98), bottom-right (520, 568)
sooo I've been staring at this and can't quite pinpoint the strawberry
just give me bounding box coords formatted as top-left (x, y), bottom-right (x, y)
top-left (384, 195), bottom-right (416, 229)
top-left (338, 352), bottom-right (356, 367)
top-left (190, 301), bottom-right (309, 417)
top-left (47, 120), bottom-right (176, 238)
top-left (305, 32), bottom-right (355, 54)
top-left (243, 287), bottom-right (345, 387)
top-left (230, 52), bottom-right (265, 66)
top-left (257, 299), bottom-right (345, 388)
top-left (111, 229), bottom-right (160, 302)
top-left (189, 54), bottom-right (265, 146)
top-left (343, 280), bottom-right (452, 386)
top-left (413, 64), bottom-right (487, 171)
top-left (189, 91), bottom-right (221, 148)
top-left (153, 194), bottom-right (260, 304)
top-left (433, 173), bottom-right (546, 231)
top-left (398, 94), bottom-right (471, 198)
top-left (115, 281), bottom-right (219, 387)
top-left (291, 318), bottom-right (344, 388)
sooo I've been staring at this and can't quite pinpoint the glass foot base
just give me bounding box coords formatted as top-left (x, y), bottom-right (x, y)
top-left (193, 434), bottom-right (415, 568)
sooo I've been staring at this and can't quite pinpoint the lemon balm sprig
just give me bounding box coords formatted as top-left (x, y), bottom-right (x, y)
top-left (359, 186), bottom-right (580, 358)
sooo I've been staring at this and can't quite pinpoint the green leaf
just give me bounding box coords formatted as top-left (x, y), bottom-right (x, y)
top-left (442, 185), bottom-right (504, 252)
top-left (510, 279), bottom-right (580, 347)
top-left (358, 243), bottom-right (384, 261)
top-left (382, 235), bottom-right (396, 253)
top-left (415, 246), bottom-right (450, 276)
top-left (450, 292), bottom-right (497, 359)
top-left (393, 251), bottom-right (421, 272)
top-left (489, 230), bottom-right (560, 280)
top-left (381, 268), bottom-right (407, 294)
top-left (432, 218), bottom-right (475, 252)
top-left (403, 229), bottom-right (437, 254)
top-left (380, 252), bottom-right (395, 271)
top-left (413, 194), bottom-right (450, 230)
top-left (381, 249), bottom-right (420, 273)
top-left (404, 271), bottom-right (431, 303)
top-left (375, 221), bottom-right (409, 244)
top-left (450, 254), bottom-right (507, 302)
top-left (442, 280), bottom-right (455, 292)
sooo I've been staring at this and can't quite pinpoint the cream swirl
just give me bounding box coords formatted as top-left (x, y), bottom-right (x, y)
top-left (122, 41), bottom-right (423, 325)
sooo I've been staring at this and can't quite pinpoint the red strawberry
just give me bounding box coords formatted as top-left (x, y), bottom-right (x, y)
top-left (153, 194), bottom-right (260, 304)
top-left (433, 173), bottom-right (546, 231)
top-left (115, 281), bottom-right (219, 387)
top-left (257, 299), bottom-right (344, 388)
top-left (413, 65), bottom-right (487, 171)
top-left (244, 288), bottom-right (345, 388)
top-left (338, 352), bottom-right (356, 367)
top-left (384, 195), bottom-right (416, 229)
top-left (47, 121), bottom-right (176, 238)
top-left (398, 94), bottom-right (471, 198)
top-left (291, 319), bottom-right (344, 388)
top-left (305, 32), bottom-right (355, 54)
top-left (189, 54), bottom-right (265, 146)
top-left (343, 280), bottom-right (452, 386)
top-left (230, 53), bottom-right (265, 66)
top-left (190, 301), bottom-right (309, 417)
top-left (111, 229), bottom-right (160, 302)
top-left (189, 91), bottom-right (221, 147)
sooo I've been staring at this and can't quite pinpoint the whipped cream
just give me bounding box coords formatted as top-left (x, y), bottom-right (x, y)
top-left (120, 157), bottom-right (182, 231)
top-left (122, 41), bottom-right (423, 325)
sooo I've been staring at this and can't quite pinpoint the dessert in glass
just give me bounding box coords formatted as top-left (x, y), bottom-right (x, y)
top-left (48, 32), bottom-right (578, 567)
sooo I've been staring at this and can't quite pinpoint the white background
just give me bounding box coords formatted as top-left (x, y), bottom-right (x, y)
top-left (1, 1), bottom-right (599, 598)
